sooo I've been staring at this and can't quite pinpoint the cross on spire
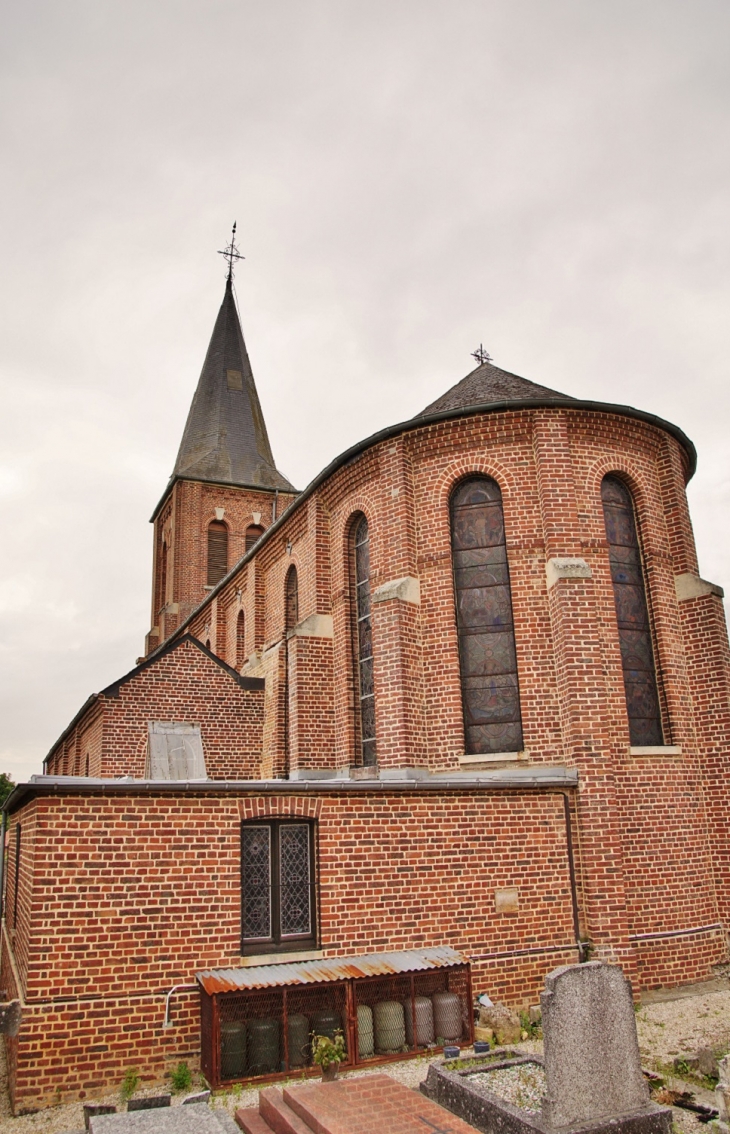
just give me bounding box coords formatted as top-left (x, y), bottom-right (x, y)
top-left (471, 343), bottom-right (492, 366)
top-left (218, 221), bottom-right (245, 282)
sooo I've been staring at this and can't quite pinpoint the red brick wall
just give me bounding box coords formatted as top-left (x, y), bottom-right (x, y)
top-left (4, 784), bottom-right (577, 1109)
top-left (174, 404), bottom-right (728, 978)
top-left (45, 638), bottom-right (264, 780)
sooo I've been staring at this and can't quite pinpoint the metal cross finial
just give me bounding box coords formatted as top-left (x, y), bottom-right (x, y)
top-left (218, 221), bottom-right (245, 282)
top-left (471, 343), bottom-right (492, 366)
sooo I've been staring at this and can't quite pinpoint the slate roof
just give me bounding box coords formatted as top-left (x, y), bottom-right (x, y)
top-left (418, 360), bottom-right (575, 416)
top-left (172, 280), bottom-right (295, 491)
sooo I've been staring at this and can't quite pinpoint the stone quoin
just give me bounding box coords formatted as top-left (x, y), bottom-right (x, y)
top-left (2, 267), bottom-right (729, 1112)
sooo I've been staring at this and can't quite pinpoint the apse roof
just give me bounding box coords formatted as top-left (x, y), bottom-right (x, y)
top-left (171, 280), bottom-right (295, 493)
top-left (418, 359), bottom-right (575, 416)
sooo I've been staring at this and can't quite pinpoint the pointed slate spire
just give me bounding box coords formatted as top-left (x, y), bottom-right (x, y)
top-left (172, 280), bottom-right (295, 491)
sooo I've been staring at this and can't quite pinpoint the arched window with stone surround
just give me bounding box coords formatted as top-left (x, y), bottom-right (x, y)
top-left (207, 521), bottom-right (228, 585)
top-left (601, 475), bottom-right (663, 746)
top-left (451, 476), bottom-right (523, 755)
top-left (236, 610), bottom-right (246, 669)
top-left (351, 514), bottom-right (376, 766)
top-left (285, 565), bottom-right (299, 632)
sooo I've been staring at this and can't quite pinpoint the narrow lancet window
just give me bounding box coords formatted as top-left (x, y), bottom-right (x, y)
top-left (285, 566), bottom-right (299, 632)
top-left (236, 610), bottom-right (246, 669)
top-left (451, 477), bottom-right (523, 754)
top-left (601, 476), bottom-right (663, 746)
top-left (207, 521), bottom-right (228, 585)
top-left (353, 516), bottom-right (376, 766)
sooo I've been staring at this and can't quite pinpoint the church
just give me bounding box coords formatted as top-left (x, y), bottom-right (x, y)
top-left (2, 244), bottom-right (729, 1112)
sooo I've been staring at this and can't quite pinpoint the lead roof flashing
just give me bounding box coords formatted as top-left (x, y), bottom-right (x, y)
top-left (3, 766), bottom-right (579, 815)
top-left (145, 393), bottom-right (696, 662)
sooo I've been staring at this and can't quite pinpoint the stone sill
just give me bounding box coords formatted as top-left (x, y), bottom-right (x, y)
top-left (237, 949), bottom-right (324, 968)
top-left (630, 745), bottom-right (682, 756)
top-left (459, 751), bottom-right (525, 765)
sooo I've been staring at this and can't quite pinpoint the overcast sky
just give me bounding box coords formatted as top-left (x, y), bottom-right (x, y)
top-left (1, 0), bottom-right (729, 784)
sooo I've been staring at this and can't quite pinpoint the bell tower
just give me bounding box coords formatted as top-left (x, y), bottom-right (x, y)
top-left (145, 229), bottom-right (297, 654)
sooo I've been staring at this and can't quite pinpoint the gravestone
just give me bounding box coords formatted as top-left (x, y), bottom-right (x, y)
top-left (541, 962), bottom-right (650, 1130)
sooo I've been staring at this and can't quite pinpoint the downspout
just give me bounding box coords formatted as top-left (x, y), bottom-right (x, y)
top-left (562, 792), bottom-right (586, 961)
top-left (0, 810), bottom-right (6, 926)
top-left (272, 489), bottom-right (279, 524)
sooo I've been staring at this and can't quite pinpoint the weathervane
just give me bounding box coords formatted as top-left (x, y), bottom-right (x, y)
top-left (471, 343), bottom-right (492, 365)
top-left (218, 221), bottom-right (245, 282)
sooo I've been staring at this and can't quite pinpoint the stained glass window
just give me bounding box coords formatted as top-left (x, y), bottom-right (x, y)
top-left (241, 821), bottom-right (316, 953)
top-left (451, 477), bottom-right (523, 754)
top-left (601, 476), bottom-right (663, 746)
top-left (353, 516), bottom-right (376, 766)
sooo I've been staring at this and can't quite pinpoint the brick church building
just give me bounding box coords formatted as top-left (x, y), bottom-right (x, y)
top-left (2, 259), bottom-right (729, 1112)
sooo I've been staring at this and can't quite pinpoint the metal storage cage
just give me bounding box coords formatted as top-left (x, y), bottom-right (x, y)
top-left (198, 947), bottom-right (473, 1088)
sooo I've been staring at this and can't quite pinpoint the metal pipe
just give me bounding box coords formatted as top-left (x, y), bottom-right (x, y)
top-left (0, 811), bottom-right (7, 926)
top-left (163, 982), bottom-right (198, 1028)
top-left (562, 792), bottom-right (584, 960)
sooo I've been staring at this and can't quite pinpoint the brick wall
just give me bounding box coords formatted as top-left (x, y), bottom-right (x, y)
top-left (4, 784), bottom-right (577, 1110)
top-left (45, 638), bottom-right (265, 781)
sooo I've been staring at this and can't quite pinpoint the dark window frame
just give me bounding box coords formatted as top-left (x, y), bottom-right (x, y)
top-left (240, 818), bottom-right (318, 956)
top-left (601, 474), bottom-right (665, 746)
top-left (285, 565), bottom-right (299, 632)
top-left (450, 475), bottom-right (524, 755)
top-left (352, 515), bottom-right (376, 766)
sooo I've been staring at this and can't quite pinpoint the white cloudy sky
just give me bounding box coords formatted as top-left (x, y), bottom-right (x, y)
top-left (1, 0), bottom-right (729, 783)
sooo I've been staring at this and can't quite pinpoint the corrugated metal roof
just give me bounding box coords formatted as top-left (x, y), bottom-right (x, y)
top-left (196, 946), bottom-right (467, 995)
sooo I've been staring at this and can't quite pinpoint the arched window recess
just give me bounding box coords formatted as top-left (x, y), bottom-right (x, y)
top-left (285, 565), bottom-right (299, 633)
top-left (352, 515), bottom-right (376, 766)
top-left (601, 475), bottom-right (664, 746)
top-left (451, 476), bottom-right (523, 755)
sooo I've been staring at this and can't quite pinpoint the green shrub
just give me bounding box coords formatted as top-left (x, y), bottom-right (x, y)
top-left (170, 1062), bottom-right (192, 1092)
top-left (120, 1068), bottom-right (139, 1100)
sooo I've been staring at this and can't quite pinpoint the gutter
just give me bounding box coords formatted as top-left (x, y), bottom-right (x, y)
top-left (146, 396), bottom-right (696, 661)
top-left (3, 768), bottom-right (578, 816)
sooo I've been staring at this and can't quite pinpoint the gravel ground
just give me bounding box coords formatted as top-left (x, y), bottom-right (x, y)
top-left (0, 986), bottom-right (728, 1133)
top-left (470, 1063), bottom-right (546, 1114)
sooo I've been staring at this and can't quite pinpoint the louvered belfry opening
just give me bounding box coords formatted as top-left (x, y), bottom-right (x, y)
top-left (285, 566), bottom-right (298, 632)
top-left (352, 515), bottom-right (376, 766)
top-left (601, 475), bottom-right (663, 746)
top-left (207, 521), bottom-right (229, 586)
top-left (245, 525), bottom-right (265, 553)
top-left (451, 477), bottom-right (523, 755)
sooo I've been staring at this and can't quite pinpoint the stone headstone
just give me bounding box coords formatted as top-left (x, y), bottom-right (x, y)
top-left (541, 962), bottom-right (649, 1130)
top-left (715, 1055), bottom-right (730, 1134)
top-left (127, 1094), bottom-right (171, 1111)
top-left (182, 1090), bottom-right (211, 1105)
top-left (84, 1104), bottom-right (117, 1129)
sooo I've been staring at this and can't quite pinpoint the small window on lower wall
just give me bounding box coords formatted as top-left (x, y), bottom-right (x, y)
top-left (147, 722), bottom-right (207, 780)
top-left (241, 820), bottom-right (317, 955)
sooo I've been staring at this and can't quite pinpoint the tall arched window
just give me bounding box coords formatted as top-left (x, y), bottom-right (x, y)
top-left (352, 516), bottom-right (376, 766)
top-left (246, 525), bottom-right (265, 552)
top-left (207, 521), bottom-right (228, 585)
top-left (236, 610), bottom-right (246, 669)
top-left (451, 477), bottom-right (523, 755)
top-left (285, 565), bottom-right (299, 632)
top-left (601, 475), bottom-right (663, 746)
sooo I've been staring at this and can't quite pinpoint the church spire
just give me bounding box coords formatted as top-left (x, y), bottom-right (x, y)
top-left (172, 239), bottom-right (295, 492)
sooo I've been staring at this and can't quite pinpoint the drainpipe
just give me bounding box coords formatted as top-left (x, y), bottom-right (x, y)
top-left (562, 792), bottom-right (586, 962)
top-left (0, 811), bottom-right (6, 925)
top-left (272, 490), bottom-right (279, 524)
